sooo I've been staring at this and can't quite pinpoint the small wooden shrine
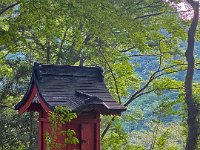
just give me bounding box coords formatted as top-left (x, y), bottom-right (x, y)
top-left (15, 62), bottom-right (126, 150)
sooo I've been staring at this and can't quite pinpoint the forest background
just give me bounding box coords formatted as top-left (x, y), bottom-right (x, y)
top-left (0, 0), bottom-right (199, 150)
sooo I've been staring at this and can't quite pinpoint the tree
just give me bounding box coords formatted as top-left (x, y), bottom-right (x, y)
top-left (0, 0), bottom-right (195, 149)
top-left (184, 0), bottom-right (199, 150)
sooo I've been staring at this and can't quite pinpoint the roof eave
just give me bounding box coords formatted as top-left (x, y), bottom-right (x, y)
top-left (14, 73), bottom-right (34, 110)
top-left (74, 103), bottom-right (126, 116)
top-left (15, 71), bottom-right (52, 112)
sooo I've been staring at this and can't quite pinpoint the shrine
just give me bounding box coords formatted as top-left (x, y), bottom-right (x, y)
top-left (15, 62), bottom-right (126, 150)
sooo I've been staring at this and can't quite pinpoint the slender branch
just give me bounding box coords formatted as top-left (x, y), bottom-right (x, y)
top-left (158, 63), bottom-right (186, 72)
top-left (154, 69), bottom-right (185, 79)
top-left (130, 54), bottom-right (158, 57)
top-left (101, 117), bottom-right (115, 140)
top-left (124, 74), bottom-right (155, 106)
top-left (133, 90), bottom-right (155, 100)
top-left (135, 0), bottom-right (144, 6)
top-left (56, 29), bottom-right (67, 64)
top-left (0, 104), bottom-right (15, 110)
top-left (120, 47), bottom-right (135, 52)
top-left (157, 40), bottom-right (162, 71)
top-left (79, 34), bottom-right (92, 66)
top-left (149, 119), bottom-right (160, 150)
top-left (134, 12), bottom-right (163, 20)
top-left (137, 1), bottom-right (163, 10)
top-left (0, 1), bottom-right (21, 15)
top-left (125, 62), bottom-right (185, 107)
top-left (149, 125), bottom-right (159, 150)
top-left (98, 47), bottom-right (121, 104)
top-left (46, 41), bottom-right (51, 64)
top-left (101, 62), bottom-right (184, 138)
top-left (125, 59), bottom-right (165, 107)
top-left (0, 51), bottom-right (9, 59)
top-left (99, 45), bottom-right (123, 140)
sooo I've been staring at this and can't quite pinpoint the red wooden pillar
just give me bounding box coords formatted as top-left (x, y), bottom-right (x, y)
top-left (96, 115), bottom-right (100, 150)
top-left (66, 112), bottom-right (100, 150)
top-left (39, 111), bottom-right (50, 150)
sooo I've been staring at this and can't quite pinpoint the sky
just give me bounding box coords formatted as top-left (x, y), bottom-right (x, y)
top-left (170, 1), bottom-right (194, 20)
top-left (167, 0), bottom-right (200, 20)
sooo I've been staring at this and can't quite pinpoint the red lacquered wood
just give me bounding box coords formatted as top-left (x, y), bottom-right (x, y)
top-left (18, 83), bottom-right (102, 150)
top-left (66, 124), bottom-right (81, 150)
top-left (18, 84), bottom-right (50, 114)
top-left (96, 115), bottom-right (100, 150)
top-left (18, 85), bottom-right (37, 114)
top-left (81, 123), bottom-right (95, 150)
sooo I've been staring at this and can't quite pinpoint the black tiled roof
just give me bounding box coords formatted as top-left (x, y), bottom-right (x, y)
top-left (15, 63), bottom-right (126, 115)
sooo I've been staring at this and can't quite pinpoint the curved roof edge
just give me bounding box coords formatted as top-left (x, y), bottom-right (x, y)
top-left (15, 72), bottom-right (52, 112)
top-left (15, 63), bottom-right (126, 115)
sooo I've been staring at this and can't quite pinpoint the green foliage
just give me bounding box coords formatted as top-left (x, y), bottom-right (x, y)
top-left (151, 77), bottom-right (183, 94)
top-left (153, 97), bottom-right (182, 118)
top-left (102, 130), bottom-right (145, 150)
top-left (53, 106), bottom-right (77, 123)
top-left (62, 129), bottom-right (79, 145)
top-left (0, 0), bottom-right (198, 149)
top-left (46, 106), bottom-right (78, 150)
top-left (0, 109), bottom-right (38, 150)
top-left (45, 132), bottom-right (62, 150)
top-left (131, 123), bottom-right (186, 149)
top-left (101, 52), bottom-right (140, 99)
top-left (101, 110), bottom-right (144, 150)
top-left (156, 130), bottom-right (170, 149)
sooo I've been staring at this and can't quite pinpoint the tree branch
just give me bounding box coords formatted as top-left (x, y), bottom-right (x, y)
top-left (130, 54), bottom-right (158, 57)
top-left (56, 29), bottom-right (67, 64)
top-left (98, 47), bottom-right (121, 104)
top-left (101, 117), bottom-right (115, 140)
top-left (120, 47), bottom-right (135, 52)
top-left (0, 1), bottom-right (21, 15)
top-left (0, 104), bottom-right (15, 110)
top-left (137, 0), bottom-right (163, 10)
top-left (133, 90), bottom-right (155, 100)
top-left (101, 61), bottom-right (185, 139)
top-left (134, 12), bottom-right (163, 20)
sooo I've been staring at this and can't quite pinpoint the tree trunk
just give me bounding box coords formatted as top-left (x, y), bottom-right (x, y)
top-left (46, 42), bottom-right (51, 64)
top-left (184, 1), bottom-right (199, 150)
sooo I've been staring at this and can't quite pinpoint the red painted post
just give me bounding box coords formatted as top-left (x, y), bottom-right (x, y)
top-left (96, 114), bottom-right (100, 150)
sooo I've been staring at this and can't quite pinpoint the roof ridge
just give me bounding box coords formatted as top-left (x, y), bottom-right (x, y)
top-left (15, 63), bottom-right (126, 115)
top-left (34, 62), bottom-right (102, 69)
